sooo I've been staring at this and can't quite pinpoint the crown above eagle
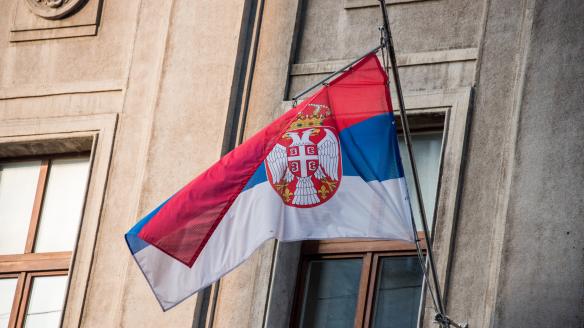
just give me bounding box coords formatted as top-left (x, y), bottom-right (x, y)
top-left (291, 104), bottom-right (332, 129)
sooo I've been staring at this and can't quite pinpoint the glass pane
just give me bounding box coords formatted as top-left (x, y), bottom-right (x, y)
top-left (399, 132), bottom-right (443, 231)
top-left (299, 259), bottom-right (362, 328)
top-left (24, 275), bottom-right (68, 328)
top-left (372, 257), bottom-right (424, 328)
top-left (0, 161), bottom-right (41, 255)
top-left (34, 157), bottom-right (90, 253)
top-left (0, 278), bottom-right (18, 328)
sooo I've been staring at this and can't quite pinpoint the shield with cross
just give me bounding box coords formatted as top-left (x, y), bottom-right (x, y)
top-left (264, 104), bottom-right (342, 208)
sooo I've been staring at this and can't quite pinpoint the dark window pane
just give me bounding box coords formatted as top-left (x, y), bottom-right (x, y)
top-left (299, 259), bottom-right (362, 328)
top-left (372, 257), bottom-right (423, 328)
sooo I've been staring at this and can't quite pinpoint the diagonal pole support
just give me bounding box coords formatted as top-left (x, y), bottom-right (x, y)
top-left (291, 44), bottom-right (384, 103)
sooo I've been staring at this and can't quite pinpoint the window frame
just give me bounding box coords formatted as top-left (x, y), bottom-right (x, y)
top-left (0, 112), bottom-right (117, 327)
top-left (0, 152), bottom-right (91, 328)
top-left (290, 233), bottom-right (427, 328)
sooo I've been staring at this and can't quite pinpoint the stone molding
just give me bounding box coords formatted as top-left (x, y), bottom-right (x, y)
top-left (10, 0), bottom-right (103, 42)
top-left (24, 0), bottom-right (89, 20)
top-left (290, 48), bottom-right (478, 76)
top-left (0, 80), bottom-right (125, 100)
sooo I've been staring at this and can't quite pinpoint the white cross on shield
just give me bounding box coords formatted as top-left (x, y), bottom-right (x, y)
top-left (287, 144), bottom-right (319, 178)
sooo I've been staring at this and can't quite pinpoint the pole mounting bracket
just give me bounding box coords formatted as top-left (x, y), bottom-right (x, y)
top-left (434, 313), bottom-right (469, 328)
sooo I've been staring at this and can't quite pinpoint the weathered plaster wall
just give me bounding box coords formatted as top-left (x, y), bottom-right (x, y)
top-left (445, 0), bottom-right (584, 327)
top-left (0, 0), bottom-right (248, 326)
top-left (0, 1), bottom-right (132, 87)
top-left (83, 0), bottom-right (249, 326)
top-left (442, 0), bottom-right (531, 324)
top-left (0, 0), bottom-right (137, 119)
top-left (494, 0), bottom-right (584, 326)
top-left (287, 0), bottom-right (483, 98)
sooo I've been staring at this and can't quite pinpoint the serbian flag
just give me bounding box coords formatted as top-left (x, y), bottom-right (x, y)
top-left (125, 53), bottom-right (414, 310)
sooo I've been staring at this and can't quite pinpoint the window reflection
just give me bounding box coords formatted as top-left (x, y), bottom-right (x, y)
top-left (0, 278), bottom-right (18, 328)
top-left (372, 257), bottom-right (424, 327)
top-left (24, 275), bottom-right (68, 328)
top-left (398, 132), bottom-right (443, 231)
top-left (34, 158), bottom-right (90, 253)
top-left (0, 161), bottom-right (41, 255)
top-left (299, 259), bottom-right (362, 327)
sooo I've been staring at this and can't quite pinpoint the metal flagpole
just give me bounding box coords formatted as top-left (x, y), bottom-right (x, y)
top-left (377, 0), bottom-right (451, 324)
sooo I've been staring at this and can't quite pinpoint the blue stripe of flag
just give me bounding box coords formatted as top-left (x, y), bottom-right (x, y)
top-left (243, 113), bottom-right (403, 191)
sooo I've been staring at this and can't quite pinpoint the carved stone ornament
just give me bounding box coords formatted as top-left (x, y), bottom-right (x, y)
top-left (25, 0), bottom-right (88, 20)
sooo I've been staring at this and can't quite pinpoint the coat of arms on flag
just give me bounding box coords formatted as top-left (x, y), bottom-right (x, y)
top-left (265, 104), bottom-right (341, 207)
top-left (125, 53), bottom-right (414, 310)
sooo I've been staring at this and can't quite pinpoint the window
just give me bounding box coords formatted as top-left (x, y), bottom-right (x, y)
top-left (292, 238), bottom-right (426, 328)
top-left (398, 131), bottom-right (443, 231)
top-left (292, 132), bottom-right (442, 327)
top-left (0, 154), bottom-right (90, 328)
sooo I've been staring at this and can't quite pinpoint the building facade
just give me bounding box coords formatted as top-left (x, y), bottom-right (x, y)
top-left (0, 0), bottom-right (582, 327)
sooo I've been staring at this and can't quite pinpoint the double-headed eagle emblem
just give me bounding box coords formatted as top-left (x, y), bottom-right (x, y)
top-left (265, 104), bottom-right (341, 207)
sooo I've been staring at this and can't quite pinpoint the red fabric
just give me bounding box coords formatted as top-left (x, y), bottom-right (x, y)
top-left (137, 54), bottom-right (392, 267)
top-left (329, 53), bottom-right (392, 130)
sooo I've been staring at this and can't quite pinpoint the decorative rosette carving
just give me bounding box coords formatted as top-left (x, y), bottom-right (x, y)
top-left (25, 0), bottom-right (88, 20)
